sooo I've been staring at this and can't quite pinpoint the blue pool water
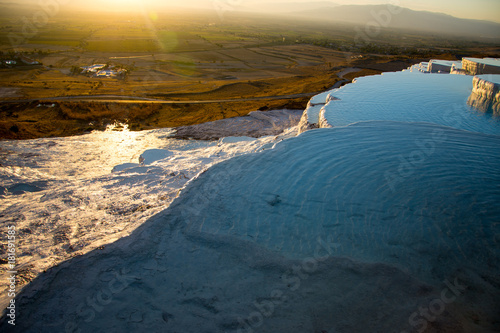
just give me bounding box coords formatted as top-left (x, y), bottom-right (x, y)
top-left (322, 73), bottom-right (500, 135)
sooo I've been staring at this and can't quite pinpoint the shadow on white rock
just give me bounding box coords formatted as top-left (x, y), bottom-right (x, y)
top-left (138, 149), bottom-right (174, 165)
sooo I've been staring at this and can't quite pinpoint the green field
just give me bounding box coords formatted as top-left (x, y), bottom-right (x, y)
top-left (1, 8), bottom-right (497, 56)
top-left (86, 39), bottom-right (160, 52)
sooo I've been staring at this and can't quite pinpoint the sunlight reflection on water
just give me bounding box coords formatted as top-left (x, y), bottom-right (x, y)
top-left (0, 124), bottom-right (212, 181)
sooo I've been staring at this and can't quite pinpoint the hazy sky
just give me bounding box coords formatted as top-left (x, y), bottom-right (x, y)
top-left (7, 0), bottom-right (500, 23)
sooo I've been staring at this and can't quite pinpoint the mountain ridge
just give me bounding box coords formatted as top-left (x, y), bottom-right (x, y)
top-left (288, 4), bottom-right (500, 39)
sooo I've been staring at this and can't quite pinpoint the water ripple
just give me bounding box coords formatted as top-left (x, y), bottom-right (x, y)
top-left (177, 121), bottom-right (500, 284)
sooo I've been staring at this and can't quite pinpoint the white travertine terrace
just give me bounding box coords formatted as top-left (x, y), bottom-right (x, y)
top-left (2, 58), bottom-right (499, 333)
top-left (427, 59), bottom-right (462, 73)
top-left (462, 57), bottom-right (500, 75)
top-left (467, 74), bottom-right (500, 115)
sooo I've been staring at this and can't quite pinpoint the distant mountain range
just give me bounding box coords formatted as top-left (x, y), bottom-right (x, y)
top-left (242, 1), bottom-right (339, 13)
top-left (288, 4), bottom-right (500, 39)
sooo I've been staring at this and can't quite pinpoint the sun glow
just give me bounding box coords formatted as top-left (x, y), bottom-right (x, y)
top-left (96, 0), bottom-right (147, 11)
top-left (81, 0), bottom-right (185, 12)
